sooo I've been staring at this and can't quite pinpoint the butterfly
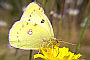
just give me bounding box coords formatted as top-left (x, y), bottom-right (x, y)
top-left (9, 2), bottom-right (54, 50)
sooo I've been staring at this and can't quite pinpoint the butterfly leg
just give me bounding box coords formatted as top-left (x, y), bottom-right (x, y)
top-left (46, 38), bottom-right (55, 48)
top-left (38, 39), bottom-right (45, 54)
top-left (52, 44), bottom-right (54, 55)
top-left (38, 48), bottom-right (40, 54)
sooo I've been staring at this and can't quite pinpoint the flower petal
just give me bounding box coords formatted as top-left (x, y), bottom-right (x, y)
top-left (34, 54), bottom-right (47, 59)
top-left (34, 46), bottom-right (82, 60)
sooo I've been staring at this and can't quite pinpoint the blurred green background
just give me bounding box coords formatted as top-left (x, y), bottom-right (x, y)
top-left (0, 0), bottom-right (90, 60)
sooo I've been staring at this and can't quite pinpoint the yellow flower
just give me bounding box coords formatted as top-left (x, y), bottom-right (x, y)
top-left (34, 46), bottom-right (82, 60)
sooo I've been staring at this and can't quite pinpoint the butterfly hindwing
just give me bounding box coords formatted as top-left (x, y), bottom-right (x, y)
top-left (9, 21), bottom-right (51, 50)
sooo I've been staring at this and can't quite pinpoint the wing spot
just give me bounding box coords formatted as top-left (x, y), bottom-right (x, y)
top-left (30, 15), bottom-right (31, 17)
top-left (39, 8), bottom-right (40, 10)
top-left (17, 36), bottom-right (18, 38)
top-left (20, 29), bottom-right (21, 31)
top-left (34, 24), bottom-right (37, 26)
top-left (17, 32), bottom-right (19, 34)
top-left (31, 12), bottom-right (33, 14)
top-left (41, 19), bottom-right (45, 23)
top-left (28, 19), bottom-right (30, 21)
top-left (22, 25), bottom-right (24, 27)
top-left (27, 29), bottom-right (32, 35)
top-left (27, 22), bottom-right (28, 25)
top-left (34, 10), bottom-right (35, 11)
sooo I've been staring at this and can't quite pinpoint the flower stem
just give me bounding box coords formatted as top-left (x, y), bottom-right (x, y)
top-left (75, 15), bottom-right (90, 54)
top-left (29, 50), bottom-right (33, 60)
top-left (42, 0), bottom-right (47, 9)
top-left (32, 0), bottom-right (36, 2)
top-left (55, 17), bottom-right (62, 39)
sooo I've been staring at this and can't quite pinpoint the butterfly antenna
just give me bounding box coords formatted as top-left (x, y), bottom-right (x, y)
top-left (55, 39), bottom-right (77, 46)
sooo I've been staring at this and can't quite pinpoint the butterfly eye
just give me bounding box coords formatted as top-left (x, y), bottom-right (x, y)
top-left (41, 19), bottom-right (45, 23)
